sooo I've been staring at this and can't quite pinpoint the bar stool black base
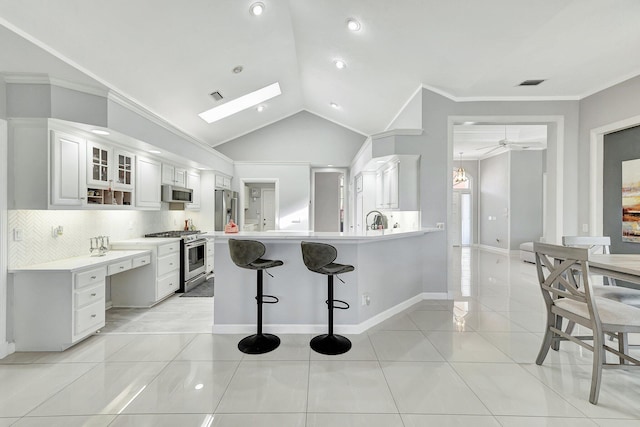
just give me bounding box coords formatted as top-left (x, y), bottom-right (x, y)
top-left (238, 333), bottom-right (281, 354)
top-left (310, 333), bottom-right (352, 355)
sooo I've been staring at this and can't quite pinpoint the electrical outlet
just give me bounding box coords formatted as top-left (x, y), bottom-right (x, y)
top-left (13, 228), bottom-right (23, 241)
top-left (582, 223), bottom-right (589, 233)
top-left (361, 294), bottom-right (371, 306)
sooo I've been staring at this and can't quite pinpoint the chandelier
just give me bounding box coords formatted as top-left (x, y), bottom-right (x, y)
top-left (453, 152), bottom-right (468, 184)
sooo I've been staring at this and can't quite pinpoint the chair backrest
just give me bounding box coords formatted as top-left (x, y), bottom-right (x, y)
top-left (562, 236), bottom-right (611, 254)
top-left (301, 241), bottom-right (337, 271)
top-left (228, 239), bottom-right (265, 267)
top-left (534, 242), bottom-right (599, 319)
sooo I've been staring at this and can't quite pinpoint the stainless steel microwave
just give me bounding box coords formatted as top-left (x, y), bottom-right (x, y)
top-left (161, 185), bottom-right (193, 203)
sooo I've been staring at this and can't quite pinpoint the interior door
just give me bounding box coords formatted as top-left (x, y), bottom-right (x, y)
top-left (261, 189), bottom-right (276, 231)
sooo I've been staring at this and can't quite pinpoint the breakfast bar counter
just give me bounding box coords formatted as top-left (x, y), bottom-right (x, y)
top-left (212, 228), bottom-right (444, 334)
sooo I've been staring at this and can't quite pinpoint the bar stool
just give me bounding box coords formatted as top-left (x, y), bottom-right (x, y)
top-left (301, 241), bottom-right (354, 355)
top-left (228, 239), bottom-right (283, 354)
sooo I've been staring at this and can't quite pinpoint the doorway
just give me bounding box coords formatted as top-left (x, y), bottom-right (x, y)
top-left (452, 190), bottom-right (472, 247)
top-left (242, 181), bottom-right (277, 231)
top-left (312, 170), bottom-right (345, 232)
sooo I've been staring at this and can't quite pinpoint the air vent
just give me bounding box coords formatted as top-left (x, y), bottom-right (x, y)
top-left (518, 79), bottom-right (545, 86)
top-left (210, 91), bottom-right (223, 101)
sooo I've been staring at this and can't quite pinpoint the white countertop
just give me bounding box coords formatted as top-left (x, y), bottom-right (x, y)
top-left (211, 228), bottom-right (440, 242)
top-left (111, 237), bottom-right (181, 245)
top-left (9, 250), bottom-right (151, 273)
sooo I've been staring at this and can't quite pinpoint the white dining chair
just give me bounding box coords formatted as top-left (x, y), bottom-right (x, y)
top-left (534, 242), bottom-right (640, 404)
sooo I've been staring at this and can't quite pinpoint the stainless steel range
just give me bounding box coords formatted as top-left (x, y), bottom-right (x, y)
top-left (145, 230), bottom-right (207, 292)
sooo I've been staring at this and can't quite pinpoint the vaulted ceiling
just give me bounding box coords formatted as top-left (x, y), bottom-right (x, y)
top-left (1, 0), bottom-right (640, 148)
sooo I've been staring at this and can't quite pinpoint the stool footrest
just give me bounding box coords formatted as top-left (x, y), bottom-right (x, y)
top-left (326, 299), bottom-right (349, 310)
top-left (259, 295), bottom-right (279, 304)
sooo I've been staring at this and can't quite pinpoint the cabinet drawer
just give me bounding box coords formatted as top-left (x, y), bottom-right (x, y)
top-left (132, 254), bottom-right (151, 268)
top-left (157, 271), bottom-right (180, 297)
top-left (74, 299), bottom-right (105, 336)
top-left (158, 242), bottom-right (179, 257)
top-left (75, 267), bottom-right (107, 289)
top-left (157, 253), bottom-right (180, 276)
top-left (108, 258), bottom-right (133, 276)
top-left (75, 283), bottom-right (105, 309)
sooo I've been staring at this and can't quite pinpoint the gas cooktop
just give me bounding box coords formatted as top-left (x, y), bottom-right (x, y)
top-left (145, 230), bottom-right (202, 238)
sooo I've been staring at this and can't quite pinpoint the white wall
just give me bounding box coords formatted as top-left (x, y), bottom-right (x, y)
top-left (510, 150), bottom-right (544, 248)
top-left (234, 162), bottom-right (311, 231)
top-left (579, 74), bottom-right (640, 236)
top-left (479, 153), bottom-right (509, 250)
top-left (386, 87), bottom-right (423, 130)
top-left (215, 111), bottom-right (367, 166)
top-left (7, 208), bottom-right (204, 268)
top-left (1, 119), bottom-right (9, 357)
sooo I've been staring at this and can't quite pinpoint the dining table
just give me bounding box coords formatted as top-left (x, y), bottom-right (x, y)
top-left (588, 254), bottom-right (640, 289)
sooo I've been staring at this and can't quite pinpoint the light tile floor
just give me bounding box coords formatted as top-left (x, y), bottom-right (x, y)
top-left (2, 248), bottom-right (640, 426)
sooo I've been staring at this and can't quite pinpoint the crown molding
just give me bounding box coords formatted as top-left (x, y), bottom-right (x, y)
top-left (2, 73), bottom-right (108, 97)
top-left (421, 83), bottom-right (581, 102)
top-left (106, 91), bottom-right (232, 163)
top-left (371, 128), bottom-right (423, 140)
top-left (384, 84), bottom-right (424, 131)
top-left (303, 108), bottom-right (368, 137)
top-left (210, 108), bottom-right (305, 147)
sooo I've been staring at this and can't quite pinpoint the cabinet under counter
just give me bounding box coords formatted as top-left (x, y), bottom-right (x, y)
top-left (10, 250), bottom-right (151, 351)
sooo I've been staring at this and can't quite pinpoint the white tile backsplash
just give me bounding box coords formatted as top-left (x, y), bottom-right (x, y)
top-left (8, 209), bottom-right (206, 268)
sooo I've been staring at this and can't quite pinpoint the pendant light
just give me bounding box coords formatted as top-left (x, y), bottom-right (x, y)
top-left (454, 152), bottom-right (468, 184)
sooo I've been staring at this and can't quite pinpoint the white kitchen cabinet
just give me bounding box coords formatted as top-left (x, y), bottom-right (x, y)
top-left (162, 163), bottom-right (187, 187)
top-left (375, 156), bottom-right (419, 210)
top-left (10, 249), bottom-right (151, 351)
top-left (51, 130), bottom-right (87, 206)
top-left (135, 156), bottom-right (162, 209)
top-left (110, 239), bottom-right (181, 307)
top-left (86, 144), bottom-right (135, 207)
top-left (215, 174), bottom-right (232, 190)
top-left (114, 149), bottom-right (135, 190)
top-left (12, 266), bottom-right (107, 351)
top-left (205, 236), bottom-right (214, 276)
top-left (87, 140), bottom-right (111, 188)
top-left (185, 170), bottom-right (201, 210)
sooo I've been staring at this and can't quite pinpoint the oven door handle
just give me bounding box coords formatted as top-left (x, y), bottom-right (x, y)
top-left (184, 240), bottom-right (206, 250)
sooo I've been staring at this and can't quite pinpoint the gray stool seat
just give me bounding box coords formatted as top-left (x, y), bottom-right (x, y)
top-left (301, 241), bottom-right (354, 355)
top-left (229, 239), bottom-right (283, 354)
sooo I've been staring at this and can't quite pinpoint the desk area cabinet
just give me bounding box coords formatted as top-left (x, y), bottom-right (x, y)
top-left (110, 238), bottom-right (181, 307)
top-left (10, 250), bottom-right (151, 351)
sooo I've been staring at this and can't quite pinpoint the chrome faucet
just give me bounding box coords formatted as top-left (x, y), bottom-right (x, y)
top-left (90, 235), bottom-right (110, 256)
top-left (366, 210), bottom-right (388, 230)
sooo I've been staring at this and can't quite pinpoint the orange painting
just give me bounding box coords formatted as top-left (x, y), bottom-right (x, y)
top-left (622, 158), bottom-right (640, 242)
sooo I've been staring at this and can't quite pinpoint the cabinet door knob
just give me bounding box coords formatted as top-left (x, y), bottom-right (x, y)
top-left (91, 314), bottom-right (97, 318)
top-left (120, 266), bottom-right (124, 269)
top-left (91, 293), bottom-right (97, 297)
top-left (91, 276), bottom-right (96, 279)
top-left (141, 260), bottom-right (146, 263)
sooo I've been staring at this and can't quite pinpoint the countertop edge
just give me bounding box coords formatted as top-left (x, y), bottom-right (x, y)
top-left (9, 249), bottom-right (152, 273)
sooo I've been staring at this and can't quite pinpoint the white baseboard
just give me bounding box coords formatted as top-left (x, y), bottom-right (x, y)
top-left (478, 244), bottom-right (510, 255)
top-left (212, 292), bottom-right (449, 335)
top-left (0, 341), bottom-right (15, 359)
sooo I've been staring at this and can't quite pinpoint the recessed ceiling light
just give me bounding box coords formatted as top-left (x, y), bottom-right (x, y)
top-left (346, 18), bottom-right (361, 31)
top-left (199, 82), bottom-right (282, 124)
top-left (330, 102), bottom-right (340, 109)
top-left (232, 66), bottom-right (243, 74)
top-left (328, 164), bottom-right (334, 167)
top-left (256, 105), bottom-right (265, 112)
top-left (250, 2), bottom-right (265, 16)
top-left (462, 121), bottom-right (476, 125)
top-left (376, 160), bottom-right (386, 164)
top-left (91, 129), bottom-right (110, 136)
top-left (148, 150), bottom-right (162, 154)
top-left (334, 59), bottom-right (347, 70)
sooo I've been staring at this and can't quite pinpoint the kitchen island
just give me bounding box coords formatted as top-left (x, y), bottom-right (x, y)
top-left (212, 229), bottom-right (445, 334)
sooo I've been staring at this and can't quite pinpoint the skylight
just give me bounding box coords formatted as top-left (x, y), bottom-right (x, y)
top-left (198, 82), bottom-right (281, 124)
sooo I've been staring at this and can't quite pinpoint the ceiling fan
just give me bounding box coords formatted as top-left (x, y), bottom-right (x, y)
top-left (475, 126), bottom-right (544, 155)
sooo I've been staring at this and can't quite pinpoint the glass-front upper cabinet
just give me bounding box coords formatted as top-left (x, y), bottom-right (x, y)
top-left (87, 141), bottom-right (111, 187)
top-left (114, 149), bottom-right (135, 190)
